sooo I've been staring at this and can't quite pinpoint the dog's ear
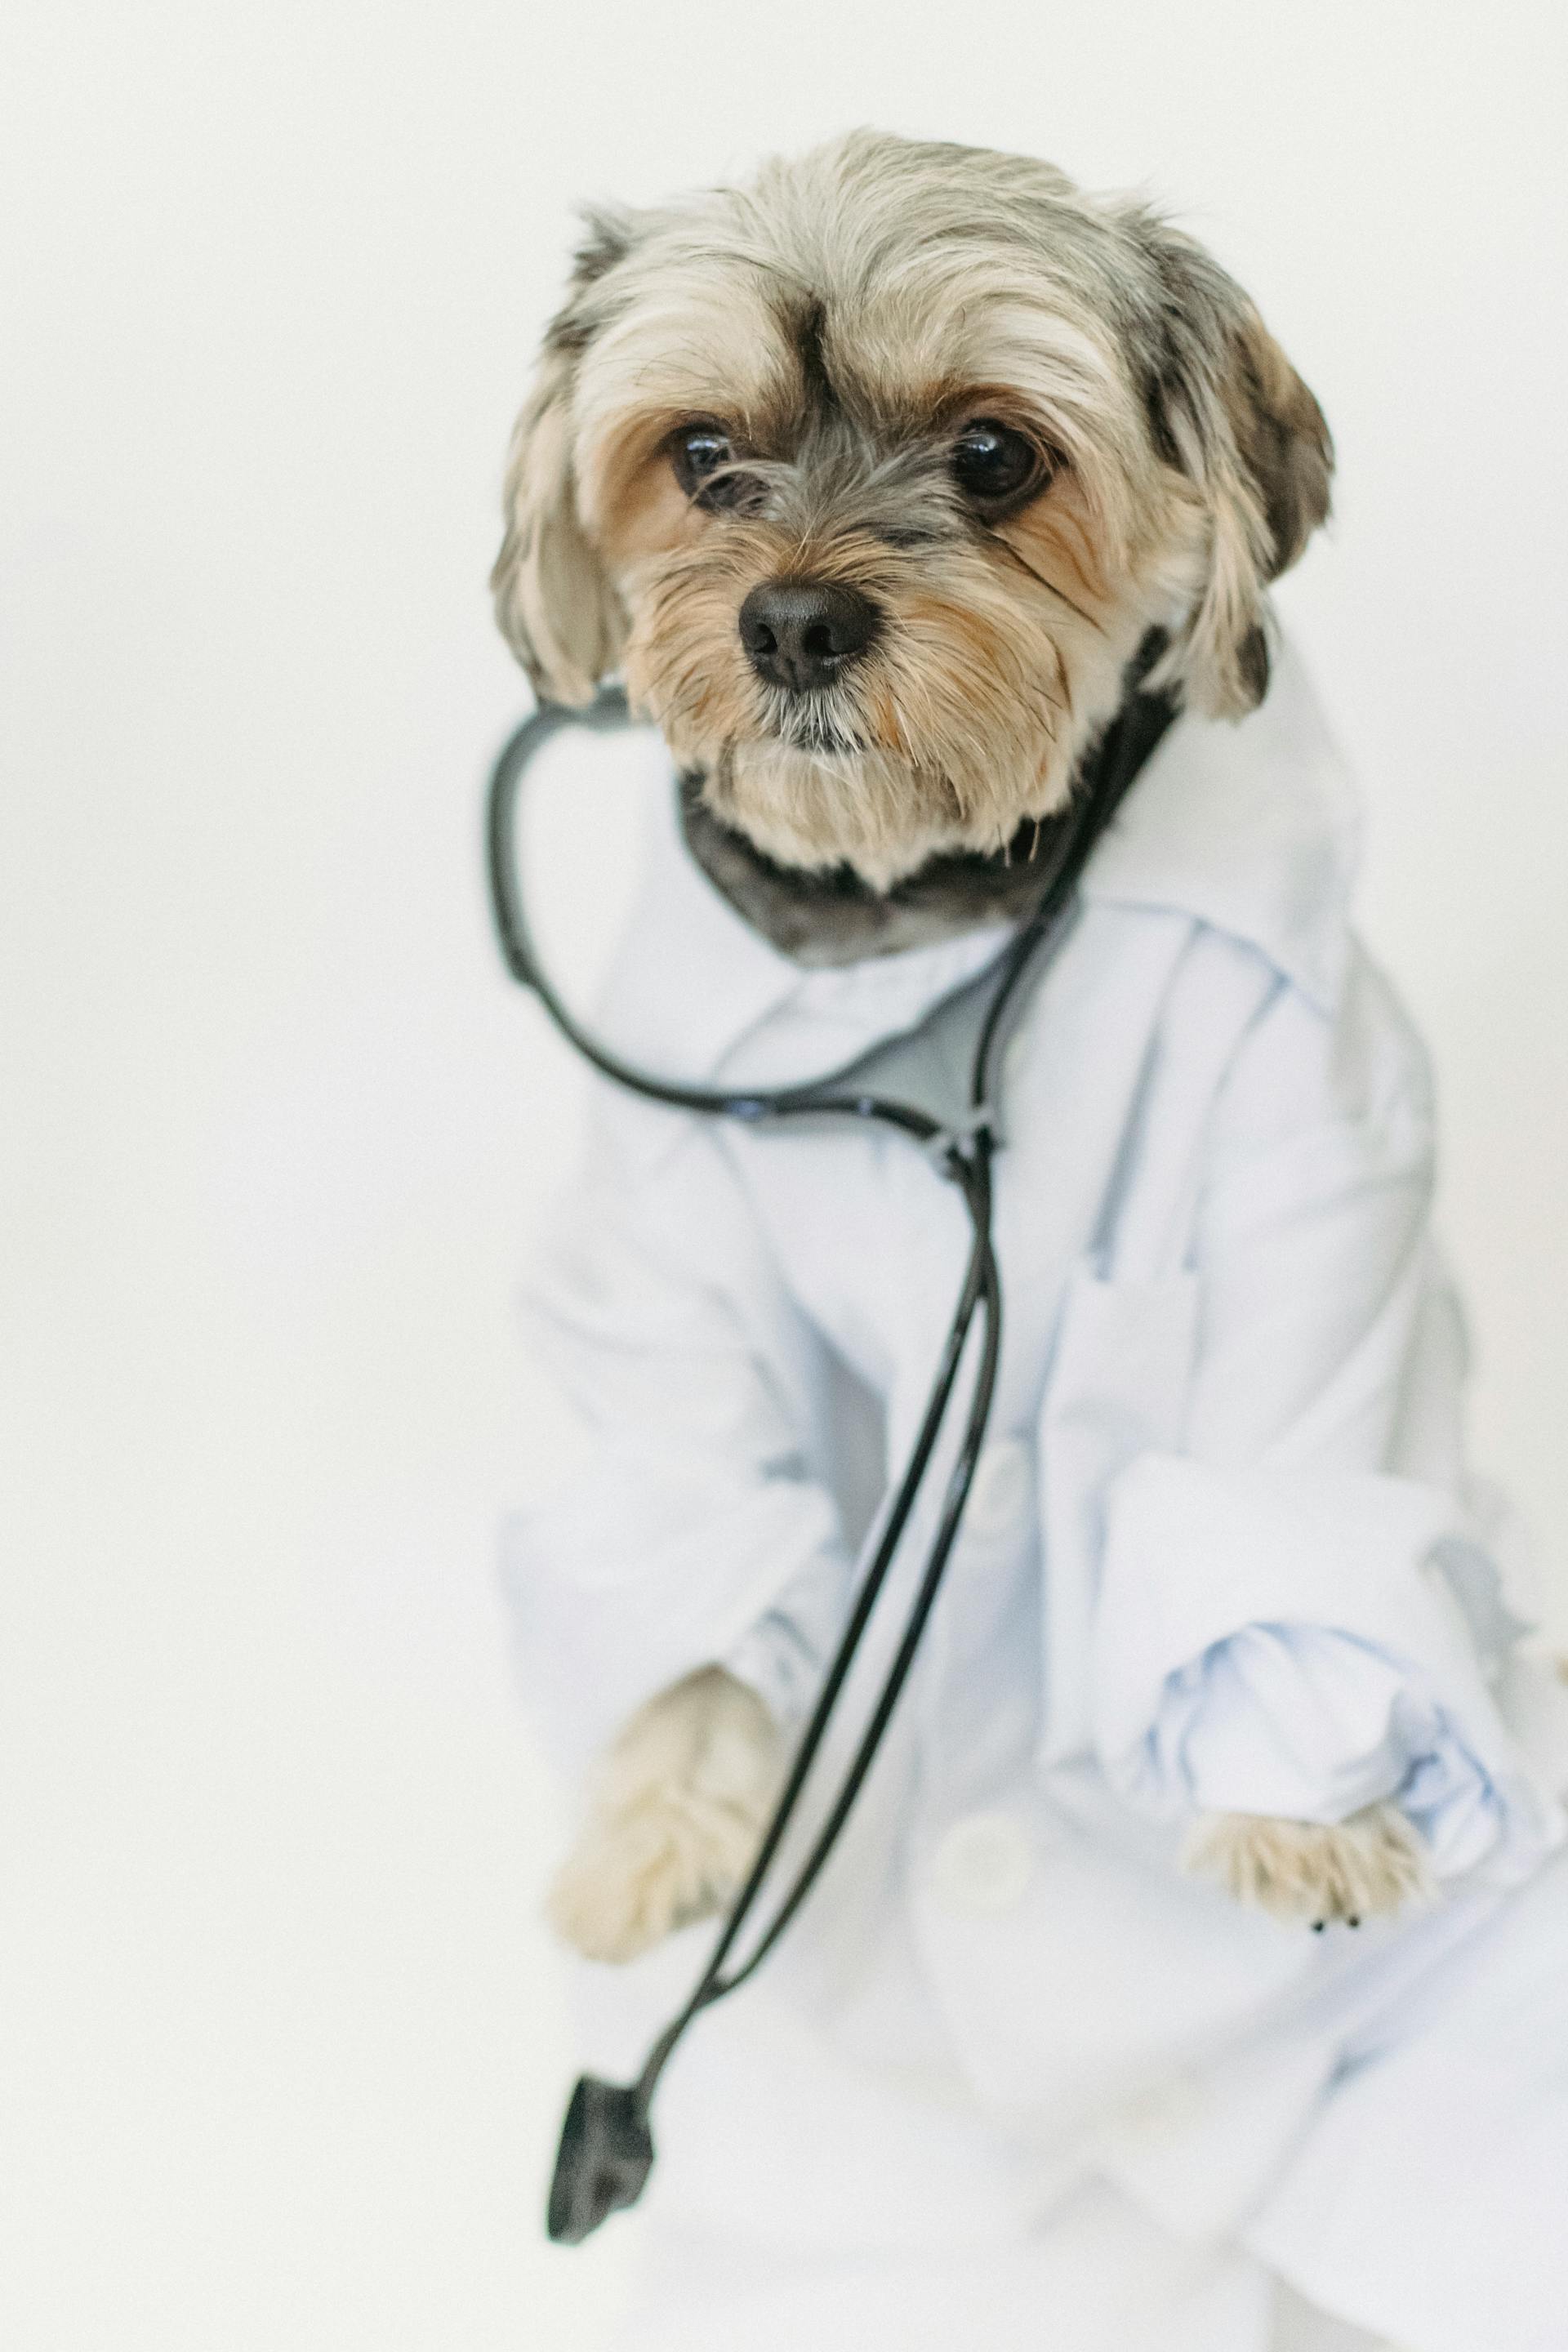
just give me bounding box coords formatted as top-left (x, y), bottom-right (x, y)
top-left (1129, 214), bottom-right (1333, 717)
top-left (491, 209), bottom-right (635, 706)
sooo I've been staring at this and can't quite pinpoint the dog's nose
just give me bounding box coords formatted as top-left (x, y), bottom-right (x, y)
top-left (737, 578), bottom-right (880, 693)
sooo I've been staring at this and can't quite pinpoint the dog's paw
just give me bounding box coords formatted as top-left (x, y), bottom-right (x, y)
top-left (1183, 1801), bottom-right (1431, 1929)
top-left (548, 1666), bottom-right (786, 1964)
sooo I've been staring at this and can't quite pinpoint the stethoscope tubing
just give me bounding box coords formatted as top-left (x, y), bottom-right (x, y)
top-left (487, 693), bottom-right (950, 1147)
top-left (485, 689), bottom-right (1124, 2133)
top-left (633, 1150), bottom-right (1001, 2114)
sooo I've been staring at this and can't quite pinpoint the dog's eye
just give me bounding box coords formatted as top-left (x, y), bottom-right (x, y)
top-left (951, 421), bottom-right (1049, 508)
top-left (671, 423), bottom-right (755, 509)
top-left (674, 425), bottom-right (729, 487)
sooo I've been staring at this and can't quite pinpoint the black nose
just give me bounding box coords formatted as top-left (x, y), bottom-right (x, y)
top-left (737, 578), bottom-right (880, 693)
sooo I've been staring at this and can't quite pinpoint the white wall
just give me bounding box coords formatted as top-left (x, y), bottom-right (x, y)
top-left (3, 5), bottom-right (1565, 2345)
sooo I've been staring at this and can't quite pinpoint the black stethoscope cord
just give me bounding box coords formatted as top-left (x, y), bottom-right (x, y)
top-left (485, 668), bottom-right (1174, 2243)
top-left (488, 690), bottom-right (989, 1150)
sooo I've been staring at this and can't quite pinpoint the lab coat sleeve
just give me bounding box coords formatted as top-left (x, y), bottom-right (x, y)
top-left (1090, 950), bottom-right (1565, 1886)
top-left (501, 1103), bottom-right (851, 1769)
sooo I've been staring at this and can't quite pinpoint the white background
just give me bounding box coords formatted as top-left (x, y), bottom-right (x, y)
top-left (3, 5), bottom-right (1566, 2346)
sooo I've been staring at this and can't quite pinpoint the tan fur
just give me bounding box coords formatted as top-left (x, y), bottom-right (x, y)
top-left (502, 136), bottom-right (1346, 1961)
top-left (491, 130), bottom-right (1330, 884)
top-left (492, 342), bottom-right (626, 706)
top-left (620, 513), bottom-right (1163, 885)
top-left (1183, 1803), bottom-right (1432, 1927)
top-left (548, 1667), bottom-right (784, 1964)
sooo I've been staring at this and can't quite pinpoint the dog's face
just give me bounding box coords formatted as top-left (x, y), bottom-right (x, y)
top-left (493, 132), bottom-right (1331, 888)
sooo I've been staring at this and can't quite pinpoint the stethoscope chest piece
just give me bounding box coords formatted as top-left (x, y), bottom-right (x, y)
top-left (547, 2076), bottom-right (656, 2245)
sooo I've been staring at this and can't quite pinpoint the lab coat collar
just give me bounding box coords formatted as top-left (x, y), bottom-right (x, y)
top-left (1080, 640), bottom-right (1360, 1015)
top-left (595, 639), bottom-right (1358, 1092)
top-left (598, 743), bottom-right (1014, 1093)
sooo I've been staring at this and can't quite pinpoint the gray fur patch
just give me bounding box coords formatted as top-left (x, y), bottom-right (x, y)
top-left (680, 779), bottom-right (1069, 964)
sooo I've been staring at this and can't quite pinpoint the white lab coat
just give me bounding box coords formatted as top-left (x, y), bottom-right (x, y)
top-left (505, 649), bottom-right (1568, 2352)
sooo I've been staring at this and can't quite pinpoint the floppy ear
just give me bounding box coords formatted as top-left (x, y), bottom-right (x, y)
top-left (490, 212), bottom-right (635, 706)
top-left (1131, 216), bottom-right (1334, 717)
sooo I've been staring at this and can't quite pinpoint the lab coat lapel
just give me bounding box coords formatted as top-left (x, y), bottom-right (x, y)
top-left (590, 642), bottom-right (1356, 1112)
top-left (590, 733), bottom-right (1013, 1106)
top-left (1080, 644), bottom-right (1359, 1016)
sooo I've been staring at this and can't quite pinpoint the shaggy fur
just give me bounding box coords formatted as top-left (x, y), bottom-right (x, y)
top-left (1184, 1802), bottom-right (1432, 1927)
top-left (492, 129), bottom-right (1330, 889)
top-left (676, 631), bottom-right (1174, 963)
top-left (548, 1668), bottom-right (785, 1963)
top-left (679, 770), bottom-right (1083, 964)
top-left (493, 133), bottom-right (1389, 1956)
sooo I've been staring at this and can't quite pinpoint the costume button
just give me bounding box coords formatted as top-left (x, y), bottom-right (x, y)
top-left (964, 1437), bottom-right (1034, 1539)
top-left (930, 1812), bottom-right (1035, 1916)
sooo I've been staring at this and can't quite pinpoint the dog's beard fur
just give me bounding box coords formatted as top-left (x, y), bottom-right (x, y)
top-left (492, 131), bottom-right (1330, 889)
top-left (619, 490), bottom-right (1200, 889)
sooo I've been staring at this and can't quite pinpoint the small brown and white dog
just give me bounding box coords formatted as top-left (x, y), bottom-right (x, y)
top-left (492, 129), bottom-right (1428, 1964)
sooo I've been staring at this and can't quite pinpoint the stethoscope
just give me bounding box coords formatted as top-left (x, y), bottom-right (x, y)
top-left (485, 665), bottom-right (1174, 2243)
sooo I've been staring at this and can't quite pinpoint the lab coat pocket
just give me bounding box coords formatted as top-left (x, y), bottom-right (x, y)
top-left (1035, 1257), bottom-right (1199, 1768)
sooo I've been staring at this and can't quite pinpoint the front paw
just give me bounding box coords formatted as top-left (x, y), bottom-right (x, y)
top-left (1183, 1801), bottom-right (1431, 1928)
top-left (549, 1667), bottom-right (785, 1964)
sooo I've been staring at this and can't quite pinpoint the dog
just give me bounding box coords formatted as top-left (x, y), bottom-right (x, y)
top-left (491, 129), bottom-right (1433, 1967)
